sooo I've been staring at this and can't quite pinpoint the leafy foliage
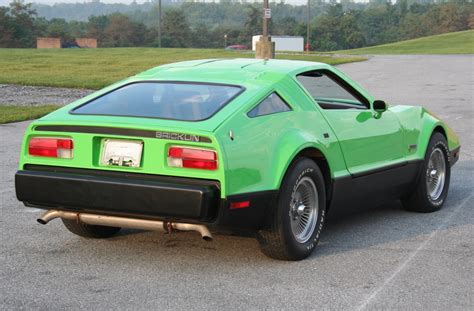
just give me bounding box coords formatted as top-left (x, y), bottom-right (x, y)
top-left (0, 0), bottom-right (472, 51)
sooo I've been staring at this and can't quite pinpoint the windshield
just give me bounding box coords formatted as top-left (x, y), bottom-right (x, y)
top-left (72, 82), bottom-right (243, 121)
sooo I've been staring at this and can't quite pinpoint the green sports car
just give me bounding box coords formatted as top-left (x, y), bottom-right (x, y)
top-left (15, 59), bottom-right (460, 260)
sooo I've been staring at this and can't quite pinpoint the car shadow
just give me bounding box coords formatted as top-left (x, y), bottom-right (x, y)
top-left (19, 159), bottom-right (473, 268)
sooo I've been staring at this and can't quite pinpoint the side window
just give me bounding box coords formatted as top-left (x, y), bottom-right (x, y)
top-left (297, 71), bottom-right (369, 109)
top-left (247, 92), bottom-right (291, 118)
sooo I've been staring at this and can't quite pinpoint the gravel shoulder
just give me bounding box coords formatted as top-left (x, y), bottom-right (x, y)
top-left (0, 84), bottom-right (93, 106)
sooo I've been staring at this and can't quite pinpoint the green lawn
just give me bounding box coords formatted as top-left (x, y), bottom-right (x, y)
top-left (0, 105), bottom-right (61, 124)
top-left (338, 30), bottom-right (474, 55)
top-left (0, 48), bottom-right (364, 89)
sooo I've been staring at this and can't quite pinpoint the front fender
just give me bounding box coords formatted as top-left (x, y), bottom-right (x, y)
top-left (391, 105), bottom-right (461, 161)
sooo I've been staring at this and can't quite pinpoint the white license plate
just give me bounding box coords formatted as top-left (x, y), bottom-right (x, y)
top-left (101, 139), bottom-right (143, 168)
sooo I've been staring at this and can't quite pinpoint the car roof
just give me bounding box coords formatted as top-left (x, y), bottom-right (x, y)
top-left (134, 58), bottom-right (332, 87)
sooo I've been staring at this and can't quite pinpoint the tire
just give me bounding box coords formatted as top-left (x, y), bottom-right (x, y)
top-left (402, 132), bottom-right (451, 213)
top-left (257, 158), bottom-right (326, 261)
top-left (62, 219), bottom-right (121, 239)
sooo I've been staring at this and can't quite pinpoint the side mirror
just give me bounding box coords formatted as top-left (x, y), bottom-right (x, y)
top-left (372, 100), bottom-right (388, 119)
top-left (373, 100), bottom-right (387, 113)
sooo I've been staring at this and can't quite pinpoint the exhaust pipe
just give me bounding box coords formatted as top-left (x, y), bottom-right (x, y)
top-left (37, 210), bottom-right (213, 241)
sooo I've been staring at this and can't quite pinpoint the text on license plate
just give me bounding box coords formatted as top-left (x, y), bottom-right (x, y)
top-left (100, 139), bottom-right (143, 167)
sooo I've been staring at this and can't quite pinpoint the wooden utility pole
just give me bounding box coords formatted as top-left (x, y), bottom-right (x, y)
top-left (158, 0), bottom-right (162, 48)
top-left (263, 0), bottom-right (269, 37)
top-left (306, 0), bottom-right (311, 52)
top-left (255, 0), bottom-right (275, 59)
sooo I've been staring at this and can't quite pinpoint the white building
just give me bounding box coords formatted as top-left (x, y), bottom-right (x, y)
top-left (252, 35), bottom-right (304, 52)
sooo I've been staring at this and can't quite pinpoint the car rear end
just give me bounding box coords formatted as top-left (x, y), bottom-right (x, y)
top-left (17, 121), bottom-right (225, 220)
top-left (15, 80), bottom-right (247, 236)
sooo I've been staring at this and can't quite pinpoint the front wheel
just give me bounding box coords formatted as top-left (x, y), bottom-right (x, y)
top-left (402, 132), bottom-right (451, 213)
top-left (257, 158), bottom-right (326, 260)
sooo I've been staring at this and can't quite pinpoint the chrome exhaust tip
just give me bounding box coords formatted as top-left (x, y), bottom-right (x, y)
top-left (37, 210), bottom-right (213, 241)
top-left (171, 223), bottom-right (213, 242)
top-left (37, 210), bottom-right (65, 225)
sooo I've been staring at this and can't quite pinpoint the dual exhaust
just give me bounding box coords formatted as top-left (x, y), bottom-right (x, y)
top-left (37, 210), bottom-right (213, 241)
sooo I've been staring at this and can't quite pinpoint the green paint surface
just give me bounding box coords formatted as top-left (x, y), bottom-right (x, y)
top-left (18, 59), bottom-right (460, 197)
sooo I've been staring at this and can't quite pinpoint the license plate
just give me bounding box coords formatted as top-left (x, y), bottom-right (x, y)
top-left (101, 139), bottom-right (143, 168)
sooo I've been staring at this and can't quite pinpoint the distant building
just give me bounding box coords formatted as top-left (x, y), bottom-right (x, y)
top-left (75, 38), bottom-right (98, 48)
top-left (252, 35), bottom-right (304, 52)
top-left (37, 37), bottom-right (61, 49)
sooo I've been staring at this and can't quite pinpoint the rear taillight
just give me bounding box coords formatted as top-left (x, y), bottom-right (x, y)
top-left (167, 146), bottom-right (217, 170)
top-left (29, 137), bottom-right (74, 159)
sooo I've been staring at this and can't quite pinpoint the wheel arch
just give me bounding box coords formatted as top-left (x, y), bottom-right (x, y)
top-left (414, 106), bottom-right (457, 160)
top-left (278, 145), bottom-right (333, 208)
top-left (418, 121), bottom-right (450, 159)
top-left (433, 125), bottom-right (447, 139)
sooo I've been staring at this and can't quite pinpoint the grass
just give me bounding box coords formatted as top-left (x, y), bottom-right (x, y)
top-left (337, 30), bottom-right (474, 55)
top-left (0, 48), bottom-right (365, 89)
top-left (0, 105), bottom-right (61, 124)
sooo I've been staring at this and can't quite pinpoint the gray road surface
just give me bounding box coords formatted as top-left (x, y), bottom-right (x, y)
top-left (1, 55), bottom-right (473, 310)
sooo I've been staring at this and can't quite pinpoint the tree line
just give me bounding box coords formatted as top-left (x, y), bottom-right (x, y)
top-left (1, 0), bottom-right (473, 50)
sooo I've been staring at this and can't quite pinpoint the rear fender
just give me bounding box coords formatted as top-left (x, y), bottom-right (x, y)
top-left (272, 129), bottom-right (345, 191)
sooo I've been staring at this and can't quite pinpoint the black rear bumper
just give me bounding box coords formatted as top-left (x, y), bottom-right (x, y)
top-left (16, 166), bottom-right (219, 222)
top-left (15, 165), bottom-right (277, 231)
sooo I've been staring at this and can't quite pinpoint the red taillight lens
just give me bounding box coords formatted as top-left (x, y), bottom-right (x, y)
top-left (168, 146), bottom-right (217, 170)
top-left (29, 137), bottom-right (74, 158)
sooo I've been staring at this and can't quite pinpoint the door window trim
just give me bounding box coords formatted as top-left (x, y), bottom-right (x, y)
top-left (296, 69), bottom-right (370, 110)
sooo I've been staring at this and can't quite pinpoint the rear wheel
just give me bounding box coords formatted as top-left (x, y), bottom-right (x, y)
top-left (402, 132), bottom-right (450, 213)
top-left (62, 219), bottom-right (121, 238)
top-left (257, 158), bottom-right (326, 260)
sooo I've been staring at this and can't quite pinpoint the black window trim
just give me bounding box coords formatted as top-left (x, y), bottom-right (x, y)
top-left (69, 80), bottom-right (246, 122)
top-left (246, 90), bottom-right (293, 118)
top-left (296, 69), bottom-right (370, 110)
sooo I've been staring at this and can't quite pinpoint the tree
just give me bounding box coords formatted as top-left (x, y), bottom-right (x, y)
top-left (162, 8), bottom-right (191, 47)
top-left (469, 12), bottom-right (474, 29)
top-left (87, 15), bottom-right (109, 46)
top-left (103, 14), bottom-right (146, 47)
top-left (243, 5), bottom-right (263, 38)
top-left (191, 23), bottom-right (212, 48)
top-left (0, 7), bottom-right (15, 47)
top-left (8, 0), bottom-right (37, 47)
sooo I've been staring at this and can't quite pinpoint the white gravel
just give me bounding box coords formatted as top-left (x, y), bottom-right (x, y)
top-left (0, 84), bottom-right (93, 106)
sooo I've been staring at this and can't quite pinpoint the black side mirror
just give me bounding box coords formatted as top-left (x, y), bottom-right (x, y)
top-left (373, 100), bottom-right (387, 113)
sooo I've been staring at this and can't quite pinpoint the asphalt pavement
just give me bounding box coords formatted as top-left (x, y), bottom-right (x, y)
top-left (1, 55), bottom-right (473, 310)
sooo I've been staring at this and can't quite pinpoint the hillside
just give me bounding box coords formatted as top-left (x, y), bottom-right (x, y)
top-left (338, 30), bottom-right (474, 55)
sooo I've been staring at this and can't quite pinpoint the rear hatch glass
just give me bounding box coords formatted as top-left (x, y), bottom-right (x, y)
top-left (71, 82), bottom-right (243, 121)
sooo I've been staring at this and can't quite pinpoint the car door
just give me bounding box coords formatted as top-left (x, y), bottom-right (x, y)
top-left (296, 69), bottom-right (406, 176)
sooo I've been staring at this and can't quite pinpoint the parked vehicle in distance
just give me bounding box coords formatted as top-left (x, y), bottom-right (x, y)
top-left (225, 44), bottom-right (247, 50)
top-left (15, 59), bottom-right (460, 260)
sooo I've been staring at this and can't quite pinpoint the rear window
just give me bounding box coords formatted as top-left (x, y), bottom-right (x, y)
top-left (71, 82), bottom-right (243, 121)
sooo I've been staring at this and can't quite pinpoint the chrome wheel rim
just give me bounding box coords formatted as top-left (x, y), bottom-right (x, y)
top-left (289, 177), bottom-right (319, 243)
top-left (426, 147), bottom-right (446, 201)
